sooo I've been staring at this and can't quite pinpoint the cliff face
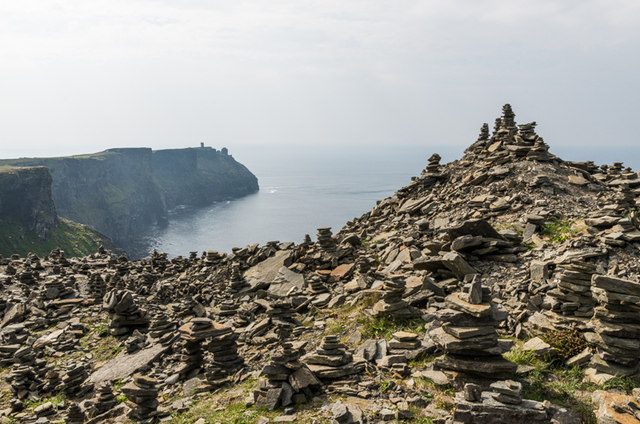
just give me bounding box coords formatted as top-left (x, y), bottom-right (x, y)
top-left (0, 166), bottom-right (115, 257)
top-left (152, 147), bottom-right (259, 208)
top-left (0, 146), bottom-right (259, 257)
top-left (0, 166), bottom-right (57, 239)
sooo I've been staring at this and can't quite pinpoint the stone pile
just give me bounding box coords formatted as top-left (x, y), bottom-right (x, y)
top-left (65, 402), bottom-right (85, 424)
top-left (266, 299), bottom-right (298, 338)
top-left (426, 153), bottom-right (442, 173)
top-left (148, 311), bottom-right (177, 345)
top-left (430, 279), bottom-right (516, 379)
top-left (372, 275), bottom-right (419, 318)
top-left (205, 250), bottom-right (226, 266)
top-left (545, 262), bottom-right (596, 318)
top-left (317, 227), bottom-right (337, 253)
top-left (383, 331), bottom-right (422, 375)
top-left (308, 274), bottom-right (328, 294)
top-left (256, 340), bottom-right (321, 410)
top-left (93, 382), bottom-right (118, 415)
top-left (60, 361), bottom-right (90, 395)
top-left (453, 381), bottom-right (549, 423)
top-left (41, 277), bottom-right (73, 300)
top-left (103, 289), bottom-right (149, 336)
top-left (204, 323), bottom-right (244, 387)
top-left (0, 324), bottom-right (27, 367)
top-left (177, 318), bottom-right (218, 378)
top-left (304, 335), bottom-right (364, 380)
top-left (228, 265), bottom-right (249, 294)
top-left (216, 300), bottom-right (238, 318)
top-left (88, 273), bottom-right (107, 303)
top-left (587, 275), bottom-right (640, 377)
top-left (122, 374), bottom-right (159, 423)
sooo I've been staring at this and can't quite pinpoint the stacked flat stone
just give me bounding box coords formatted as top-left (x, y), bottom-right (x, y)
top-left (304, 335), bottom-right (364, 380)
top-left (588, 275), bottom-right (640, 377)
top-left (546, 262), bottom-right (596, 318)
top-left (204, 324), bottom-right (244, 386)
top-left (317, 227), bottom-right (337, 253)
top-left (88, 273), bottom-right (107, 303)
top-left (372, 276), bottom-right (419, 318)
top-left (0, 326), bottom-right (23, 367)
top-left (7, 345), bottom-right (42, 400)
top-left (267, 299), bottom-right (297, 338)
top-left (384, 331), bottom-right (422, 375)
top-left (308, 275), bottom-right (328, 294)
top-left (148, 311), bottom-right (176, 345)
top-left (429, 279), bottom-right (516, 379)
top-left (205, 250), bottom-right (225, 265)
top-left (454, 381), bottom-right (548, 423)
top-left (125, 332), bottom-right (145, 354)
top-left (178, 318), bottom-right (225, 378)
top-left (43, 367), bottom-right (62, 394)
top-left (256, 340), bottom-right (321, 410)
top-left (217, 300), bottom-right (238, 318)
top-left (102, 289), bottom-right (149, 336)
top-left (61, 362), bottom-right (89, 395)
top-left (66, 402), bottom-right (85, 424)
top-left (478, 123), bottom-right (490, 141)
top-left (42, 278), bottom-right (72, 300)
top-left (426, 153), bottom-right (442, 173)
top-left (122, 374), bottom-right (159, 423)
top-left (94, 382), bottom-right (118, 415)
top-left (228, 265), bottom-right (249, 293)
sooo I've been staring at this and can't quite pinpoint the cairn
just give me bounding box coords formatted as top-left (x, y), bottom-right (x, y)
top-left (65, 402), bottom-right (85, 424)
top-left (177, 318), bottom-right (222, 378)
top-left (304, 335), bottom-right (364, 380)
top-left (228, 264), bottom-right (250, 294)
top-left (60, 362), bottom-right (90, 395)
top-left (256, 340), bottom-right (321, 410)
top-left (588, 275), bottom-right (640, 378)
top-left (122, 374), bottom-right (159, 423)
top-left (372, 275), bottom-right (419, 318)
top-left (545, 261), bottom-right (596, 318)
top-left (426, 153), bottom-right (442, 173)
top-left (204, 324), bottom-right (244, 387)
top-left (103, 289), bottom-right (149, 336)
top-left (429, 277), bottom-right (516, 379)
top-left (148, 311), bottom-right (177, 345)
top-left (93, 382), bottom-right (118, 415)
top-left (308, 274), bottom-right (328, 294)
top-left (317, 227), bottom-right (337, 253)
top-left (88, 273), bottom-right (107, 303)
top-left (384, 331), bottom-right (422, 376)
top-left (454, 380), bottom-right (548, 423)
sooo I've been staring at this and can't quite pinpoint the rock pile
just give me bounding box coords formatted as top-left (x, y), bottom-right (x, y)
top-left (453, 381), bottom-right (549, 423)
top-left (546, 261), bottom-right (596, 318)
top-left (204, 323), bottom-right (244, 387)
top-left (304, 335), bottom-right (364, 380)
top-left (257, 340), bottom-right (321, 410)
top-left (102, 289), bottom-right (149, 336)
top-left (430, 279), bottom-right (516, 379)
top-left (65, 402), bottom-right (85, 424)
top-left (426, 153), bottom-right (442, 173)
top-left (177, 318), bottom-right (219, 378)
top-left (93, 381), bottom-right (118, 415)
top-left (587, 275), bottom-right (640, 377)
top-left (372, 275), bottom-right (419, 318)
top-left (317, 227), bottom-right (337, 253)
top-left (122, 374), bottom-right (159, 423)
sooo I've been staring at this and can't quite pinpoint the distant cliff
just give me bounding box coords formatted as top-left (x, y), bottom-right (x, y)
top-left (152, 147), bottom-right (258, 209)
top-left (0, 166), bottom-right (113, 257)
top-left (0, 146), bottom-right (258, 256)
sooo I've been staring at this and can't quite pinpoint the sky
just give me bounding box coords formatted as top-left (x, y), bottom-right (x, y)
top-left (0, 0), bottom-right (639, 161)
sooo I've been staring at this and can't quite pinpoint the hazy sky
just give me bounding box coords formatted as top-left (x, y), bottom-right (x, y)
top-left (1, 1), bottom-right (638, 159)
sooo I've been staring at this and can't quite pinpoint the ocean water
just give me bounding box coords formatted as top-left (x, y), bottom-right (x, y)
top-left (146, 145), bottom-right (459, 257)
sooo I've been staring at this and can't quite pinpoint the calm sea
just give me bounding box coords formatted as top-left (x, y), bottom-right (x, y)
top-left (145, 145), bottom-right (460, 257)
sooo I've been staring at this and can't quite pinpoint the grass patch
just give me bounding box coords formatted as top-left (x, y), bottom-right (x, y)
top-left (541, 328), bottom-right (588, 361)
top-left (358, 315), bottom-right (424, 340)
top-left (540, 219), bottom-right (582, 243)
top-left (171, 400), bottom-right (274, 424)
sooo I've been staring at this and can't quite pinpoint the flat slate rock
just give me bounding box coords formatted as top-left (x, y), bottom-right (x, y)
top-left (89, 343), bottom-right (167, 384)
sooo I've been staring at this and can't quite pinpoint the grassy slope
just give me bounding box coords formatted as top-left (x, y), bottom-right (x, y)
top-left (0, 216), bottom-right (104, 258)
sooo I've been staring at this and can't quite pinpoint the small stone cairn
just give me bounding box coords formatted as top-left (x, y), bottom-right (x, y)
top-left (228, 264), bottom-right (249, 294)
top-left (122, 374), bottom-right (159, 423)
top-left (454, 380), bottom-right (548, 423)
top-left (546, 261), bottom-right (596, 318)
top-left (88, 273), bottom-right (107, 304)
top-left (148, 311), bottom-right (177, 345)
top-left (317, 227), bottom-right (337, 253)
top-left (177, 318), bottom-right (219, 378)
top-left (102, 289), bottom-right (149, 336)
top-left (65, 402), bottom-right (85, 424)
top-left (93, 381), bottom-right (118, 415)
top-left (588, 275), bottom-right (640, 378)
top-left (425, 153), bottom-right (442, 173)
top-left (304, 335), bottom-right (365, 380)
top-left (204, 323), bottom-right (244, 387)
top-left (257, 340), bottom-right (321, 410)
top-left (372, 275), bottom-right (419, 318)
top-left (430, 276), bottom-right (516, 379)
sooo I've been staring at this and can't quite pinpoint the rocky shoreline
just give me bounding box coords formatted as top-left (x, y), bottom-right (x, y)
top-left (1, 105), bottom-right (640, 423)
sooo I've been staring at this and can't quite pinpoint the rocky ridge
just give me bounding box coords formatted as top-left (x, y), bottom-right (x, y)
top-left (1, 105), bottom-right (640, 423)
